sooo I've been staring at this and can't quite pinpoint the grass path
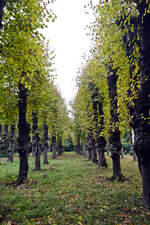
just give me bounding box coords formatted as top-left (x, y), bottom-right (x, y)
top-left (0, 152), bottom-right (150, 225)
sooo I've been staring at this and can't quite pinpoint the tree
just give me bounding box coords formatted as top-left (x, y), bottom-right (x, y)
top-left (129, 1), bottom-right (150, 207)
top-left (107, 65), bottom-right (123, 179)
top-left (89, 82), bottom-right (107, 167)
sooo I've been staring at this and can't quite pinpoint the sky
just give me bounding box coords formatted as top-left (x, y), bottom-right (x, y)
top-left (44, 0), bottom-right (97, 104)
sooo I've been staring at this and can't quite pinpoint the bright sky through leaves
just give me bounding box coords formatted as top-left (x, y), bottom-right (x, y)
top-left (44, 0), bottom-right (97, 104)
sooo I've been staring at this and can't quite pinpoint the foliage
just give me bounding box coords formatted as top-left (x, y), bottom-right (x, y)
top-left (72, 57), bottom-right (110, 142)
top-left (74, 0), bottom-right (150, 142)
top-left (64, 135), bottom-right (74, 152)
top-left (0, 0), bottom-right (56, 124)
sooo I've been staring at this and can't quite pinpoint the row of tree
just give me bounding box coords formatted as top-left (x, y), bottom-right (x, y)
top-left (72, 0), bottom-right (150, 208)
top-left (0, 0), bottom-right (72, 183)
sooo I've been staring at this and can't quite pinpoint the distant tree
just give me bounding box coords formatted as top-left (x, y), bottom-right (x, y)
top-left (89, 82), bottom-right (107, 167)
top-left (7, 124), bottom-right (15, 162)
top-left (42, 122), bottom-right (49, 164)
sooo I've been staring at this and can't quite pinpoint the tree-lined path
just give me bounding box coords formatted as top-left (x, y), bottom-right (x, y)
top-left (1, 152), bottom-right (150, 224)
top-left (1, 1), bottom-right (150, 224)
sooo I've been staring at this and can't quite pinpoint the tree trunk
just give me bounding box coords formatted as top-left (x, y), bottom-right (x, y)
top-left (43, 146), bottom-right (49, 164)
top-left (17, 81), bottom-right (30, 184)
top-left (140, 161), bottom-right (150, 207)
top-left (52, 134), bottom-right (57, 159)
top-left (32, 112), bottom-right (41, 171)
top-left (82, 142), bottom-right (87, 158)
top-left (58, 136), bottom-right (63, 156)
top-left (42, 123), bottom-right (49, 164)
top-left (81, 133), bottom-right (87, 158)
top-left (88, 150), bottom-right (92, 161)
top-left (87, 130), bottom-right (93, 161)
top-left (0, 0), bottom-right (6, 28)
top-left (89, 82), bottom-right (107, 167)
top-left (92, 147), bottom-right (97, 163)
top-left (1, 124), bottom-right (9, 157)
top-left (98, 151), bottom-right (107, 167)
top-left (111, 152), bottom-right (122, 178)
top-left (18, 151), bottom-right (29, 183)
top-left (130, 129), bottom-right (137, 161)
top-left (96, 137), bottom-right (107, 168)
top-left (132, 9), bottom-right (150, 207)
top-left (107, 66), bottom-right (123, 179)
top-left (76, 135), bottom-right (81, 154)
top-left (122, 2), bottom-right (150, 205)
top-left (109, 128), bottom-right (122, 179)
top-left (8, 125), bottom-right (15, 162)
top-left (0, 124), bottom-right (2, 136)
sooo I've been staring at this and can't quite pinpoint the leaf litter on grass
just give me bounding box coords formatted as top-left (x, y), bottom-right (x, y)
top-left (0, 152), bottom-right (150, 224)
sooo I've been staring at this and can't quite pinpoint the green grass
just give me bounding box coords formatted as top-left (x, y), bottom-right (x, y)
top-left (0, 152), bottom-right (150, 225)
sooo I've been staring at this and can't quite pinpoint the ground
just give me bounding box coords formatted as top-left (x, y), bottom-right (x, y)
top-left (0, 152), bottom-right (150, 225)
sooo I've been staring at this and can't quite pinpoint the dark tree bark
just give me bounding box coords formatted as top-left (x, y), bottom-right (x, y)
top-left (89, 83), bottom-right (107, 167)
top-left (81, 133), bottom-right (87, 158)
top-left (131, 3), bottom-right (150, 207)
top-left (32, 111), bottom-right (41, 171)
top-left (92, 147), bottom-right (97, 164)
top-left (52, 132), bottom-right (57, 159)
top-left (0, 124), bottom-right (2, 136)
top-left (7, 124), bottom-right (15, 162)
top-left (17, 82), bottom-right (30, 184)
top-left (76, 134), bottom-right (81, 154)
top-left (3, 124), bottom-right (8, 150)
top-left (42, 122), bottom-right (49, 164)
top-left (120, 1), bottom-right (150, 205)
top-left (87, 129), bottom-right (94, 161)
top-left (0, 0), bottom-right (6, 28)
top-left (107, 66), bottom-right (123, 179)
top-left (4, 124), bottom-right (8, 138)
top-left (0, 124), bottom-right (8, 159)
top-left (57, 135), bottom-right (63, 156)
top-left (96, 137), bottom-right (107, 168)
top-left (0, 125), bottom-right (2, 159)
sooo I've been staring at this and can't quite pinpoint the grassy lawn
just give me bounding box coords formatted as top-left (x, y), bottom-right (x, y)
top-left (0, 152), bottom-right (150, 225)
